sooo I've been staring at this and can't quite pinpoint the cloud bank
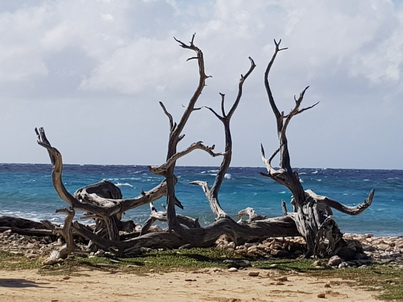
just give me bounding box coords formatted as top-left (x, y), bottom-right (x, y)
top-left (0, 0), bottom-right (402, 169)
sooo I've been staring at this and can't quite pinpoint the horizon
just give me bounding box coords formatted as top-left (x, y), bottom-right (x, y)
top-left (1, 162), bottom-right (402, 171)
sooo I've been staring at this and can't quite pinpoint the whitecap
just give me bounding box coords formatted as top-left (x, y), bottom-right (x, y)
top-left (116, 183), bottom-right (134, 188)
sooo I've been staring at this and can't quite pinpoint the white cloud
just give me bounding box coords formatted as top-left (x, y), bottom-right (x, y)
top-left (0, 0), bottom-right (402, 169)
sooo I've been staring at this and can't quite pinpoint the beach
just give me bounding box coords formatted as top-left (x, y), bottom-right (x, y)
top-left (0, 267), bottom-right (380, 302)
top-left (1, 231), bottom-right (402, 301)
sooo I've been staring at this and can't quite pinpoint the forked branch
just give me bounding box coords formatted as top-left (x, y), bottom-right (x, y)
top-left (192, 57), bottom-right (256, 219)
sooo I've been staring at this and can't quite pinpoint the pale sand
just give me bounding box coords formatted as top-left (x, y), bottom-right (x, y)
top-left (0, 268), bottom-right (380, 302)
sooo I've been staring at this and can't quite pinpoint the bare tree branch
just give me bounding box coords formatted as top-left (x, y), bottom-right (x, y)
top-left (306, 189), bottom-right (375, 216)
top-left (149, 141), bottom-right (224, 176)
top-left (159, 101), bottom-right (175, 131)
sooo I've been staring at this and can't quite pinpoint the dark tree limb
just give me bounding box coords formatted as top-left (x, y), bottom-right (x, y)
top-left (52, 208), bottom-right (76, 259)
top-left (158, 35), bottom-right (210, 231)
top-left (149, 141), bottom-right (224, 176)
top-left (192, 57), bottom-right (256, 219)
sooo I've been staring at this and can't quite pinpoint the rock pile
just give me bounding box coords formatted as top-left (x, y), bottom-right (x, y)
top-left (217, 233), bottom-right (403, 267)
top-left (0, 229), bottom-right (61, 259)
top-left (344, 233), bottom-right (403, 263)
top-left (0, 229), bottom-right (402, 268)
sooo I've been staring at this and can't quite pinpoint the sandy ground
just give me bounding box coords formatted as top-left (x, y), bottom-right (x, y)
top-left (0, 267), bottom-right (380, 302)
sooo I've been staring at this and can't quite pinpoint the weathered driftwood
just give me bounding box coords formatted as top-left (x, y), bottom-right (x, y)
top-left (32, 36), bottom-right (374, 261)
top-left (71, 215), bottom-right (298, 256)
top-left (45, 208), bottom-right (76, 259)
top-left (35, 127), bottom-right (172, 244)
top-left (261, 39), bottom-right (375, 257)
top-left (0, 216), bottom-right (55, 236)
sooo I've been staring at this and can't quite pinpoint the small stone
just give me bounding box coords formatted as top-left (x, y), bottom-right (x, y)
top-left (248, 271), bottom-right (260, 277)
top-left (43, 250), bottom-right (62, 265)
top-left (324, 283), bottom-right (331, 288)
top-left (228, 267), bottom-right (238, 272)
top-left (223, 259), bottom-right (251, 268)
top-left (328, 255), bottom-right (342, 267)
top-left (226, 242), bottom-right (236, 249)
top-left (26, 253), bottom-right (37, 259)
top-left (317, 293), bottom-right (326, 298)
top-left (275, 281), bottom-right (284, 285)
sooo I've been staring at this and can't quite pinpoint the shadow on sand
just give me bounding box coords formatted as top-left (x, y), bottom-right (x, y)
top-left (0, 278), bottom-right (50, 288)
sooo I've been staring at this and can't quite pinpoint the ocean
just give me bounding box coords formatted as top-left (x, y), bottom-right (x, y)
top-left (0, 164), bottom-right (401, 237)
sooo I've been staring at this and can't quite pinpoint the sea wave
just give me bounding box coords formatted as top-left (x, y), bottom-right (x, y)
top-left (115, 182), bottom-right (134, 188)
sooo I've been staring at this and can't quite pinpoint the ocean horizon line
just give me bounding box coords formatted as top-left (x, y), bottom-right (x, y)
top-left (0, 162), bottom-right (402, 172)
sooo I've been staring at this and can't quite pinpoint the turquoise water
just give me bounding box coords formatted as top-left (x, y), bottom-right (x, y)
top-left (0, 164), bottom-right (401, 236)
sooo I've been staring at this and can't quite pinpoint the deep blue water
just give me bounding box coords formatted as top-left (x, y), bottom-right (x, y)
top-left (0, 164), bottom-right (402, 237)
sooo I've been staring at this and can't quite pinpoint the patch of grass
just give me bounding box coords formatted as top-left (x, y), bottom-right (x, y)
top-left (252, 258), bottom-right (317, 272)
top-left (316, 264), bottom-right (403, 301)
top-left (126, 248), bottom-right (237, 270)
top-left (254, 258), bottom-right (403, 301)
top-left (0, 250), bottom-right (42, 270)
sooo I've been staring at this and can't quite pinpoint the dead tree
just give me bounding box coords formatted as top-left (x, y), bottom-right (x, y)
top-left (35, 36), bottom-right (300, 258)
top-left (148, 34), bottom-right (225, 237)
top-left (260, 39), bottom-right (375, 257)
top-left (143, 36), bottom-right (300, 248)
top-left (35, 36), bottom-right (374, 259)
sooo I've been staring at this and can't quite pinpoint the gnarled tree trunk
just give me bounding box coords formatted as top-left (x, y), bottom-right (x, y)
top-left (261, 39), bottom-right (374, 257)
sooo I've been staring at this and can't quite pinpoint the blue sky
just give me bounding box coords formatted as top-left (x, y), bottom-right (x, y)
top-left (0, 0), bottom-right (402, 169)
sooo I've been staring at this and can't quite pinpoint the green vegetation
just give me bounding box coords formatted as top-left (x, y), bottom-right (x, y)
top-left (1, 248), bottom-right (402, 301)
top-left (314, 264), bottom-right (403, 301)
top-left (0, 250), bottom-right (42, 270)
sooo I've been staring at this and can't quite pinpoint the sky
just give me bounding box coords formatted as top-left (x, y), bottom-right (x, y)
top-left (0, 0), bottom-right (402, 169)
